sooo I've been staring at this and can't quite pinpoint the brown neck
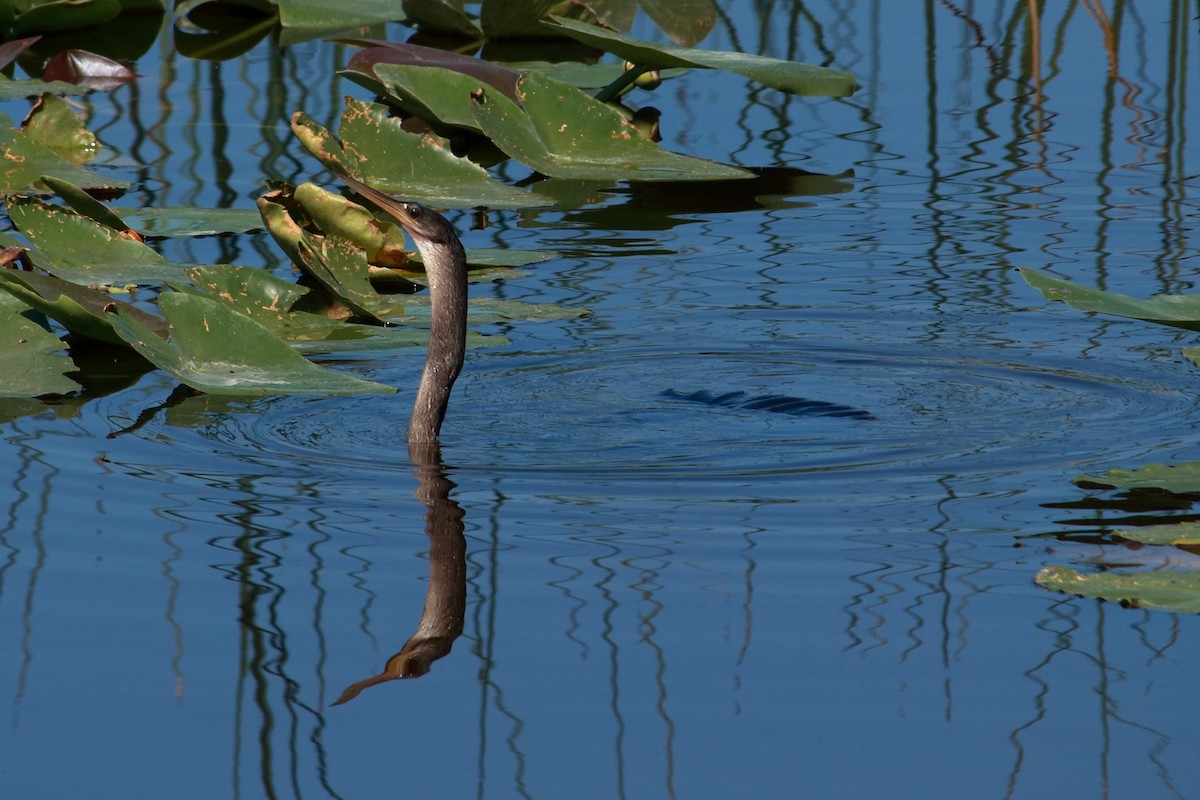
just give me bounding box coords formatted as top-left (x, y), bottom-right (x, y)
top-left (408, 235), bottom-right (468, 444)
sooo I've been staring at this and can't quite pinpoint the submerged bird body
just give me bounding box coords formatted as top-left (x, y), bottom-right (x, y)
top-left (339, 174), bottom-right (468, 444)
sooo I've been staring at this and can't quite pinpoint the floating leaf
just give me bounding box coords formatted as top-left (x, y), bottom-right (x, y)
top-left (1020, 268), bottom-right (1200, 331)
top-left (0, 268), bottom-right (167, 345)
top-left (1075, 461), bottom-right (1200, 493)
top-left (41, 49), bottom-right (136, 91)
top-left (344, 39), bottom-right (519, 103)
top-left (5, 196), bottom-right (179, 283)
top-left (117, 206), bottom-right (263, 236)
top-left (399, 0), bottom-right (481, 37)
top-left (481, 0), bottom-right (599, 39)
top-left (470, 71), bottom-right (751, 181)
top-left (10, 0), bottom-right (123, 37)
top-left (1112, 522), bottom-right (1200, 547)
top-left (23, 93), bottom-right (100, 163)
top-left (638, 0), bottom-right (716, 46)
top-left (0, 103), bottom-right (124, 193)
top-left (0, 291), bottom-right (80, 397)
top-left (274, 0), bottom-right (406, 45)
top-left (291, 98), bottom-right (549, 209)
top-left (108, 292), bottom-right (397, 396)
top-left (293, 232), bottom-right (402, 321)
top-left (41, 175), bottom-right (132, 231)
top-left (1036, 565), bottom-right (1200, 614)
top-left (544, 16), bottom-right (856, 97)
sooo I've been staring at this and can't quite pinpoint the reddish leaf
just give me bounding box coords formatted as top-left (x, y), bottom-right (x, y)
top-left (345, 40), bottom-right (521, 103)
top-left (42, 50), bottom-right (136, 92)
top-left (0, 36), bottom-right (40, 72)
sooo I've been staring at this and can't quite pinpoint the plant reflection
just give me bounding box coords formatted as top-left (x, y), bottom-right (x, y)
top-left (334, 441), bottom-right (466, 703)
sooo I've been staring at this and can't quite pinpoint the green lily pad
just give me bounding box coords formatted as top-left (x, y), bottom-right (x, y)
top-left (481, 0), bottom-right (599, 39)
top-left (1076, 461), bottom-right (1200, 493)
top-left (107, 292), bottom-right (397, 396)
top-left (507, 60), bottom-right (687, 90)
top-left (5, 196), bottom-right (179, 283)
top-left (470, 70), bottom-right (751, 181)
top-left (22, 94), bottom-right (99, 163)
top-left (294, 231), bottom-right (403, 321)
top-left (544, 16), bottom-right (856, 97)
top-left (118, 206), bottom-right (264, 236)
top-left (0, 103), bottom-right (126, 193)
top-left (638, 0), bottom-right (716, 46)
top-left (0, 291), bottom-right (80, 397)
top-left (274, 0), bottom-right (406, 45)
top-left (41, 174), bottom-right (131, 230)
top-left (1111, 522), bottom-right (1200, 547)
top-left (372, 63), bottom-right (497, 133)
top-left (0, 268), bottom-right (168, 345)
top-left (291, 98), bottom-right (550, 209)
top-left (1021, 268), bottom-right (1200, 331)
top-left (10, 0), bottom-right (123, 37)
top-left (343, 39), bottom-right (519, 103)
top-left (0, 77), bottom-right (90, 100)
top-left (397, 0), bottom-right (481, 38)
top-left (1036, 565), bottom-right (1200, 614)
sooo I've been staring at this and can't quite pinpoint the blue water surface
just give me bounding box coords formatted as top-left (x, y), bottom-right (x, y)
top-left (2, 3), bottom-right (1199, 798)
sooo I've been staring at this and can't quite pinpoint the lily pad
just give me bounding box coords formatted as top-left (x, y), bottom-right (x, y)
top-left (274, 0), bottom-right (406, 45)
top-left (0, 101), bottom-right (125, 193)
top-left (343, 39), bottom-right (519, 104)
top-left (1021, 268), bottom-right (1200, 331)
top-left (118, 206), bottom-right (264, 236)
top-left (1036, 565), bottom-right (1200, 614)
top-left (41, 174), bottom-right (132, 231)
top-left (397, 0), bottom-right (481, 38)
top-left (0, 268), bottom-right (168, 345)
top-left (107, 292), bottom-right (397, 396)
top-left (470, 70), bottom-right (751, 181)
top-left (294, 232), bottom-right (406, 321)
top-left (1111, 522), bottom-right (1200, 547)
top-left (480, 0), bottom-right (598, 39)
top-left (5, 196), bottom-right (180, 283)
top-left (544, 16), bottom-right (856, 97)
top-left (291, 98), bottom-right (550, 209)
top-left (1075, 461), bottom-right (1200, 493)
top-left (0, 291), bottom-right (80, 397)
top-left (22, 93), bottom-right (100, 164)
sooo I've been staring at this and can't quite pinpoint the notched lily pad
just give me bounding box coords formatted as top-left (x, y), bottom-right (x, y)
top-left (470, 70), bottom-right (751, 182)
top-left (292, 98), bottom-right (549, 210)
top-left (0, 291), bottom-right (80, 397)
top-left (108, 292), bottom-right (397, 396)
top-left (5, 195), bottom-right (178, 283)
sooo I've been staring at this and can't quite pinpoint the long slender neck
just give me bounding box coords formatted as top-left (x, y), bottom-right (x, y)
top-left (408, 234), bottom-right (468, 444)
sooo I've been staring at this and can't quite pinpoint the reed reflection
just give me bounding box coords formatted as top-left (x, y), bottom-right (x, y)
top-left (334, 441), bottom-right (466, 704)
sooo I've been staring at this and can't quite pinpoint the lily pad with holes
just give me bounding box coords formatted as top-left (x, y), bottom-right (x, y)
top-left (470, 71), bottom-right (751, 181)
top-left (107, 292), bottom-right (397, 396)
top-left (291, 98), bottom-right (550, 210)
top-left (5, 196), bottom-right (181, 284)
top-left (0, 100), bottom-right (126, 194)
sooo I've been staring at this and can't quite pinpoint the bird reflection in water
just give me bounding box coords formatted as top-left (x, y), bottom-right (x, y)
top-left (334, 441), bottom-right (467, 704)
top-left (334, 177), bottom-right (472, 703)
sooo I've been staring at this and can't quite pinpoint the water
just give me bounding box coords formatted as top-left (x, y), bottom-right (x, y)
top-left (2, 3), bottom-right (1200, 798)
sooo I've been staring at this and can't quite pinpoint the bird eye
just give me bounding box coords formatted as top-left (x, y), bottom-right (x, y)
top-left (403, 203), bottom-right (422, 218)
